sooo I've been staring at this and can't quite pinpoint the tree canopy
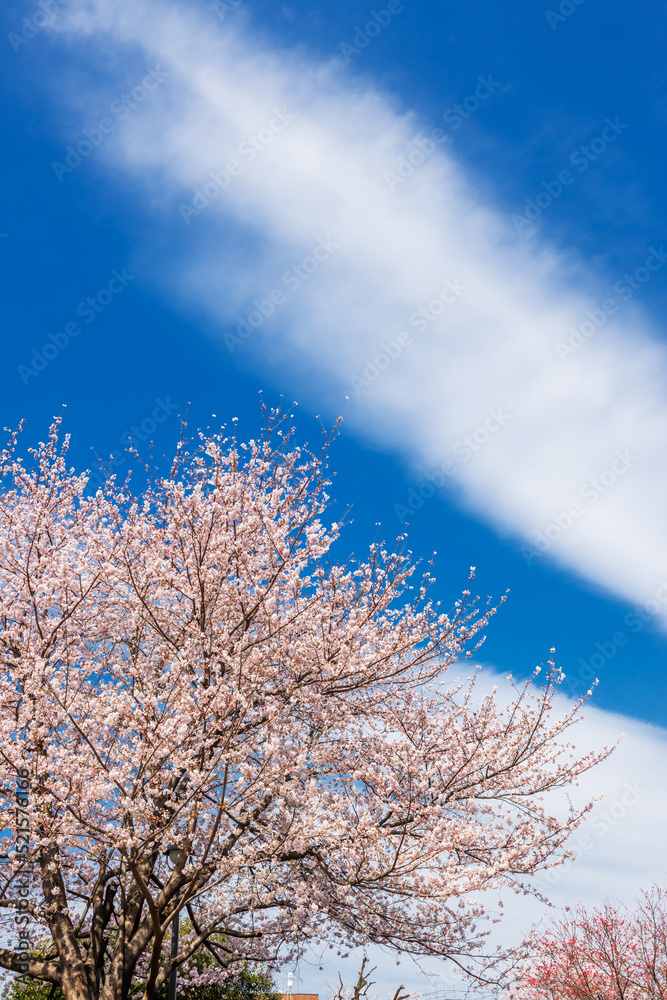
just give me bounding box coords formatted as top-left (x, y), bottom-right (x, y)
top-left (0, 411), bottom-right (610, 1000)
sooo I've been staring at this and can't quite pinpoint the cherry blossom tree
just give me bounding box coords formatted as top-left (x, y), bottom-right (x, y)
top-left (0, 410), bottom-right (611, 1000)
top-left (510, 888), bottom-right (667, 999)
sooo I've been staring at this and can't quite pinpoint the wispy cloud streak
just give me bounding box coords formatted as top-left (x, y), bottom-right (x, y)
top-left (48, 0), bottom-right (667, 620)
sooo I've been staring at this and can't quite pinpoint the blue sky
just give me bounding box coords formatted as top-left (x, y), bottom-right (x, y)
top-left (2, 0), bottom-right (666, 723)
top-left (1, 0), bottom-right (667, 986)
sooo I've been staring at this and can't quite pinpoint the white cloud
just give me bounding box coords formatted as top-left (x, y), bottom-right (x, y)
top-left (46, 0), bottom-right (667, 623)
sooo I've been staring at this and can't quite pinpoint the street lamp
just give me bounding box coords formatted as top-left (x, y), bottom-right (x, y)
top-left (164, 846), bottom-right (187, 1000)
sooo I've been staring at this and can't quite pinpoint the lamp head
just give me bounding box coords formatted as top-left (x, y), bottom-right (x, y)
top-left (164, 845), bottom-right (186, 869)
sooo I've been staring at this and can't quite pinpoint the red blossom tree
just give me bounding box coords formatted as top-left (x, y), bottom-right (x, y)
top-left (510, 888), bottom-right (667, 999)
top-left (0, 411), bottom-right (611, 1000)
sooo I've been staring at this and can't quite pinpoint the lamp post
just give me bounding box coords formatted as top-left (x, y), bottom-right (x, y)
top-left (164, 846), bottom-right (187, 1000)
